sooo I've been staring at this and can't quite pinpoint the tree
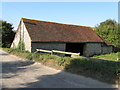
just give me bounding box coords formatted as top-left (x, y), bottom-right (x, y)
top-left (0, 20), bottom-right (15, 48)
top-left (94, 19), bottom-right (120, 52)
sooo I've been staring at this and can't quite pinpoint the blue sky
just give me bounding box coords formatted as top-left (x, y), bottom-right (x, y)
top-left (2, 2), bottom-right (118, 29)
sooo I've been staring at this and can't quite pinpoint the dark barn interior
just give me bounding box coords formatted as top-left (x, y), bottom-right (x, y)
top-left (65, 43), bottom-right (85, 56)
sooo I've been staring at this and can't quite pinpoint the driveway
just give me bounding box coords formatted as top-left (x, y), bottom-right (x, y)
top-left (1, 49), bottom-right (117, 88)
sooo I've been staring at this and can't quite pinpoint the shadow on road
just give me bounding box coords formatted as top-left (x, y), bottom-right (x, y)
top-left (2, 60), bottom-right (35, 78)
top-left (0, 53), bottom-right (9, 56)
top-left (22, 72), bottom-right (86, 88)
top-left (20, 71), bottom-right (114, 88)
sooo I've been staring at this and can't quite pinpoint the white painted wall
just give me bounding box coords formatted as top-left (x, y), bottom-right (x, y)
top-left (11, 20), bottom-right (32, 52)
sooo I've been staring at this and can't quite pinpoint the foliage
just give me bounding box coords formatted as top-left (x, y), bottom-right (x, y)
top-left (94, 19), bottom-right (120, 51)
top-left (0, 42), bottom-right (2, 48)
top-left (57, 57), bottom-right (71, 66)
top-left (0, 20), bottom-right (15, 48)
top-left (26, 53), bottom-right (34, 60)
top-left (17, 40), bottom-right (25, 50)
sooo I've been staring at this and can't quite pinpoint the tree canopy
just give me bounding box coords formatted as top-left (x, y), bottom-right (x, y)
top-left (0, 20), bottom-right (15, 48)
top-left (94, 19), bottom-right (120, 52)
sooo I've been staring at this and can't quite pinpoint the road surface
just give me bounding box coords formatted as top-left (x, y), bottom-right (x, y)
top-left (1, 49), bottom-right (117, 88)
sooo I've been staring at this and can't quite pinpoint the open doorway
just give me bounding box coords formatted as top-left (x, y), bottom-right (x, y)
top-left (65, 43), bottom-right (85, 56)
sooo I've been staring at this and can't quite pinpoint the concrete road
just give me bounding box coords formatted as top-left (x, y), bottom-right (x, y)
top-left (1, 49), bottom-right (118, 88)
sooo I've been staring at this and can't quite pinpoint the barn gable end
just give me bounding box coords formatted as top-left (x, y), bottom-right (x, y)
top-left (11, 19), bottom-right (32, 52)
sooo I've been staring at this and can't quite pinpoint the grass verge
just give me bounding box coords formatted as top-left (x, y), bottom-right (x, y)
top-left (2, 48), bottom-right (120, 84)
top-left (92, 52), bottom-right (120, 61)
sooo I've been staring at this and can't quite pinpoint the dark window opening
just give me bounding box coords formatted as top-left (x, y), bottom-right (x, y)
top-left (65, 43), bottom-right (85, 56)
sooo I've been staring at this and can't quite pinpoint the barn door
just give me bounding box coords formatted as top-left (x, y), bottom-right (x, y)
top-left (65, 43), bottom-right (85, 56)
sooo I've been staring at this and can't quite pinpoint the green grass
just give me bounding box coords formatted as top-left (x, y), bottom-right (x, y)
top-left (92, 52), bottom-right (120, 61)
top-left (2, 48), bottom-right (120, 84)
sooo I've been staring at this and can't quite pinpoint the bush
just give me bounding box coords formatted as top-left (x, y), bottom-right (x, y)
top-left (48, 55), bottom-right (61, 60)
top-left (17, 40), bottom-right (25, 50)
top-left (70, 57), bottom-right (88, 66)
top-left (64, 57), bottom-right (120, 84)
top-left (26, 53), bottom-right (40, 60)
top-left (0, 42), bottom-right (2, 48)
top-left (26, 53), bottom-right (33, 60)
top-left (57, 57), bottom-right (71, 66)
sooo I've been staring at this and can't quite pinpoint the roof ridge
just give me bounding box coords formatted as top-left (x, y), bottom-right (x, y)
top-left (22, 18), bottom-right (92, 28)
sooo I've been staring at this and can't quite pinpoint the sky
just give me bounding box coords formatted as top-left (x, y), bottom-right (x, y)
top-left (1, 2), bottom-right (118, 30)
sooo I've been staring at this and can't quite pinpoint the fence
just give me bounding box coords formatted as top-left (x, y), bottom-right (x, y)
top-left (36, 49), bottom-right (80, 57)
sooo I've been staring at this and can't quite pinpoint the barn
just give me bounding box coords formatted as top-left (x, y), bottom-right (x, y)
top-left (11, 18), bottom-right (113, 56)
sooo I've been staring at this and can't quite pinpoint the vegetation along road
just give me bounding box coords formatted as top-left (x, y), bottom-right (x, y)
top-left (1, 49), bottom-right (117, 88)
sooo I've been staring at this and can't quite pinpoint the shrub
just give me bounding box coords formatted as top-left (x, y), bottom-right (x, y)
top-left (57, 57), bottom-right (71, 66)
top-left (0, 42), bottom-right (2, 48)
top-left (26, 53), bottom-right (41, 60)
top-left (17, 40), bottom-right (25, 50)
top-left (48, 55), bottom-right (61, 60)
top-left (26, 53), bottom-right (33, 60)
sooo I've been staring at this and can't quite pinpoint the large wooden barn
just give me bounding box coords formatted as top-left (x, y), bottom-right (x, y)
top-left (11, 18), bottom-right (113, 56)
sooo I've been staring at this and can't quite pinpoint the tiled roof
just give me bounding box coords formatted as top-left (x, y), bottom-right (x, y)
top-left (22, 18), bottom-right (112, 45)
